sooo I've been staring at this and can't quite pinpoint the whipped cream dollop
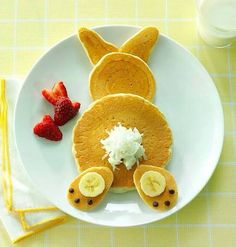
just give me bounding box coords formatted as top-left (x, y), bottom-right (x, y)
top-left (101, 123), bottom-right (146, 170)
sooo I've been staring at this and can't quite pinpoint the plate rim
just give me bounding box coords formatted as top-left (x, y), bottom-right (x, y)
top-left (14, 24), bottom-right (224, 227)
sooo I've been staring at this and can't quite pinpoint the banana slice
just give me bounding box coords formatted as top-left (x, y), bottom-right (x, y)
top-left (67, 167), bottom-right (113, 211)
top-left (134, 165), bottom-right (178, 210)
top-left (140, 171), bottom-right (166, 197)
top-left (79, 172), bottom-right (105, 197)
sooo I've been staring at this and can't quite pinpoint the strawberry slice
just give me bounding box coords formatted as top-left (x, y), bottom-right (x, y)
top-left (52, 81), bottom-right (68, 97)
top-left (42, 81), bottom-right (68, 105)
top-left (33, 115), bottom-right (62, 141)
top-left (54, 97), bottom-right (80, 126)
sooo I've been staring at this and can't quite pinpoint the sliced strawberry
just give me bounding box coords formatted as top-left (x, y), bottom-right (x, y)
top-left (42, 81), bottom-right (68, 105)
top-left (52, 81), bottom-right (68, 98)
top-left (72, 101), bottom-right (81, 111)
top-left (33, 115), bottom-right (62, 141)
top-left (54, 97), bottom-right (80, 126)
top-left (42, 89), bottom-right (58, 105)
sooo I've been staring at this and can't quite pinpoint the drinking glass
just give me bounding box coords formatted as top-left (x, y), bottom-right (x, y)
top-left (196, 0), bottom-right (236, 47)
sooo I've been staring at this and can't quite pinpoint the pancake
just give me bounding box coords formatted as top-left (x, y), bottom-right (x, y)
top-left (78, 27), bottom-right (119, 65)
top-left (78, 27), bottom-right (158, 64)
top-left (120, 27), bottom-right (159, 62)
top-left (72, 94), bottom-right (172, 192)
top-left (133, 165), bottom-right (178, 210)
top-left (67, 167), bottom-right (113, 211)
top-left (89, 52), bottom-right (156, 101)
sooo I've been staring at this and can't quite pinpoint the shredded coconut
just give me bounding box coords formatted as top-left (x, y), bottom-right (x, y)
top-left (101, 123), bottom-right (146, 170)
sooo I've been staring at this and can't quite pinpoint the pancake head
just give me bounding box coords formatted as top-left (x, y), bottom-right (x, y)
top-left (89, 52), bottom-right (156, 101)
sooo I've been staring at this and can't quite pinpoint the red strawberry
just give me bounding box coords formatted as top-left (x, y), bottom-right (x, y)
top-left (33, 115), bottom-right (62, 141)
top-left (54, 97), bottom-right (80, 126)
top-left (42, 81), bottom-right (68, 105)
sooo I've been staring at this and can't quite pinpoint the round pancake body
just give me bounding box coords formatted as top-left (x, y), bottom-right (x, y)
top-left (73, 94), bottom-right (172, 192)
top-left (89, 52), bottom-right (155, 101)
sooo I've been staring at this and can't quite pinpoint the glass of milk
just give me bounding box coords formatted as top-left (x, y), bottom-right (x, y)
top-left (196, 0), bottom-right (236, 47)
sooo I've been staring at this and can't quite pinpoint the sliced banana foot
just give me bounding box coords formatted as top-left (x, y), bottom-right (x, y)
top-left (134, 165), bottom-right (178, 210)
top-left (67, 167), bottom-right (113, 211)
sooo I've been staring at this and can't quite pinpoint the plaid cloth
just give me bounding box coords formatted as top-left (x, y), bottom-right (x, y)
top-left (0, 0), bottom-right (236, 246)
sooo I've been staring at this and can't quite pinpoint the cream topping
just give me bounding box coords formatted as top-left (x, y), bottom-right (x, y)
top-left (101, 123), bottom-right (146, 170)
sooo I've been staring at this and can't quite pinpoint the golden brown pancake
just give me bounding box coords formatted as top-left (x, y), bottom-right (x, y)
top-left (89, 52), bottom-right (156, 101)
top-left (133, 165), bottom-right (178, 210)
top-left (78, 27), bottom-right (118, 64)
top-left (73, 94), bottom-right (172, 192)
top-left (67, 167), bottom-right (113, 211)
top-left (78, 27), bottom-right (159, 64)
top-left (120, 27), bottom-right (159, 62)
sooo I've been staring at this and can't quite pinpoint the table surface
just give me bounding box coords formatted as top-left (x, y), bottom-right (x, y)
top-left (1, 0), bottom-right (236, 246)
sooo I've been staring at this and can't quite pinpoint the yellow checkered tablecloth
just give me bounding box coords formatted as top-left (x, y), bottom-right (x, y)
top-left (0, 0), bottom-right (236, 246)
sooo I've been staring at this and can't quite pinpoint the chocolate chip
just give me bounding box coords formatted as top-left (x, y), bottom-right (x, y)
top-left (74, 198), bottom-right (80, 203)
top-left (153, 201), bottom-right (159, 207)
top-left (69, 188), bottom-right (74, 193)
top-left (87, 199), bottom-right (93, 205)
top-left (164, 200), bottom-right (170, 206)
top-left (169, 189), bottom-right (175, 194)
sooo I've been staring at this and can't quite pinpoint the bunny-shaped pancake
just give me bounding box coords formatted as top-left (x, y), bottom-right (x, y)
top-left (68, 27), bottom-right (178, 211)
top-left (78, 27), bottom-right (159, 101)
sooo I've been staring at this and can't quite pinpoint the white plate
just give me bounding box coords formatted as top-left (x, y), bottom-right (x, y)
top-left (15, 25), bottom-right (224, 227)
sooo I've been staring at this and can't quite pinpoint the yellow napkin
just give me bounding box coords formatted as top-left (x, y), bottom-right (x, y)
top-left (0, 78), bottom-right (67, 243)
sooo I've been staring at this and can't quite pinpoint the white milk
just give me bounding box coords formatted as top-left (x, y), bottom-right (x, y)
top-left (197, 0), bottom-right (236, 47)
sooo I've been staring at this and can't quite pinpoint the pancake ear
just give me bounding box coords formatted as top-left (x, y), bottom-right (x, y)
top-left (78, 27), bottom-right (119, 65)
top-left (120, 27), bottom-right (159, 62)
